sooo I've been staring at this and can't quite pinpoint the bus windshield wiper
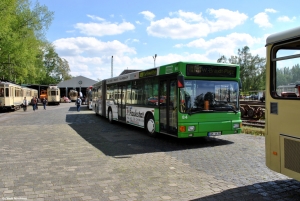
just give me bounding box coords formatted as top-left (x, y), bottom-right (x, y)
top-left (229, 107), bottom-right (238, 114)
top-left (211, 105), bottom-right (237, 114)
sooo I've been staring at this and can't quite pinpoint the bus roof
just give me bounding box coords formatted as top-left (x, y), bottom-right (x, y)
top-left (266, 26), bottom-right (300, 46)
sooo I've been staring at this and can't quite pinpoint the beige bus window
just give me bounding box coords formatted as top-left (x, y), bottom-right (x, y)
top-left (274, 48), bottom-right (300, 98)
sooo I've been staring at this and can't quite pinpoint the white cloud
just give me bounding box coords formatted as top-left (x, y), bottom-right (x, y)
top-left (277, 16), bottom-right (296, 22)
top-left (251, 47), bottom-right (266, 58)
top-left (140, 11), bottom-right (155, 21)
top-left (75, 18), bottom-right (135, 37)
top-left (207, 9), bottom-right (248, 32)
top-left (147, 18), bottom-right (210, 39)
top-left (265, 8), bottom-right (277, 13)
top-left (52, 37), bottom-right (139, 80)
top-left (174, 32), bottom-right (263, 59)
top-left (125, 38), bottom-right (140, 44)
top-left (53, 37), bottom-right (136, 57)
top-left (253, 12), bottom-right (272, 28)
top-left (87, 15), bottom-right (105, 21)
top-left (169, 10), bottom-right (204, 22)
top-left (146, 9), bottom-right (248, 39)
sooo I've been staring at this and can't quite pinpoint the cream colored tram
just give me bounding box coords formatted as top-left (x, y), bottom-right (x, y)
top-left (265, 26), bottom-right (300, 181)
top-left (0, 81), bottom-right (23, 111)
top-left (47, 84), bottom-right (60, 105)
top-left (69, 90), bottom-right (78, 102)
top-left (22, 86), bottom-right (38, 105)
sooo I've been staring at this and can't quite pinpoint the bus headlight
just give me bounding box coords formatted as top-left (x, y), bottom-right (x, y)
top-left (188, 126), bottom-right (195, 131)
top-left (233, 123), bottom-right (240, 128)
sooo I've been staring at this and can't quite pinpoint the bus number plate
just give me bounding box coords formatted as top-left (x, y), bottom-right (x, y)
top-left (208, 132), bottom-right (221, 136)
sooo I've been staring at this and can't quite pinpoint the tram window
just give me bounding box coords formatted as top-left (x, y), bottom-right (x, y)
top-left (0, 88), bottom-right (4, 97)
top-left (5, 88), bottom-right (9, 97)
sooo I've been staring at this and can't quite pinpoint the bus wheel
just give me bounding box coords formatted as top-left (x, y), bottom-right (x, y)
top-left (145, 114), bottom-right (156, 137)
top-left (108, 109), bottom-right (113, 124)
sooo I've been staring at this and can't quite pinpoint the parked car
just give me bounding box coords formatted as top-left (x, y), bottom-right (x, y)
top-left (61, 96), bottom-right (71, 103)
top-left (250, 95), bottom-right (258, 100)
top-left (147, 97), bottom-right (158, 105)
top-left (147, 96), bottom-right (166, 105)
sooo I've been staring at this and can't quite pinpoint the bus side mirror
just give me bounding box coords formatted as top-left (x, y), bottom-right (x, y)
top-left (177, 75), bottom-right (185, 88)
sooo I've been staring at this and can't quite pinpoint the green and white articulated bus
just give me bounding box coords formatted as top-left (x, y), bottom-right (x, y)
top-left (93, 61), bottom-right (242, 138)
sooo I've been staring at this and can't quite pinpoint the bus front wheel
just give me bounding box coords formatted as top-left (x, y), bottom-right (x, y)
top-left (108, 109), bottom-right (113, 124)
top-left (145, 115), bottom-right (156, 137)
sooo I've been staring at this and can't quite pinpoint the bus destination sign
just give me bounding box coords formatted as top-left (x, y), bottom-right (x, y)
top-left (139, 69), bottom-right (157, 78)
top-left (186, 64), bottom-right (237, 78)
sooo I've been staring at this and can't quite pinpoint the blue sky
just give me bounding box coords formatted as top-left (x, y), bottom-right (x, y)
top-left (38, 0), bottom-right (300, 81)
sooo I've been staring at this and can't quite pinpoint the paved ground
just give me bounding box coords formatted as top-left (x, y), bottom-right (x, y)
top-left (0, 103), bottom-right (300, 201)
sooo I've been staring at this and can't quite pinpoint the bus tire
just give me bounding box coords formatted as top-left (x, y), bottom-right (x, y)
top-left (145, 114), bottom-right (156, 137)
top-left (108, 109), bottom-right (113, 124)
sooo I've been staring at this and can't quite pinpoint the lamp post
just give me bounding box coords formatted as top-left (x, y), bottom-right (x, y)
top-left (153, 54), bottom-right (157, 67)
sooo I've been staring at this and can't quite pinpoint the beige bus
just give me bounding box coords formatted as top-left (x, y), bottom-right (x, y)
top-left (265, 26), bottom-right (300, 181)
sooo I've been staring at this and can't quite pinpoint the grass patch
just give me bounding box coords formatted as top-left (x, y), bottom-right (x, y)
top-left (242, 126), bottom-right (265, 136)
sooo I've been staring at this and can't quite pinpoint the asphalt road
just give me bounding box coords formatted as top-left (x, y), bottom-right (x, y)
top-left (0, 103), bottom-right (299, 201)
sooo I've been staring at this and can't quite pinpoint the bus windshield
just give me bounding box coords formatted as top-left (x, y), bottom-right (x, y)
top-left (180, 80), bottom-right (239, 114)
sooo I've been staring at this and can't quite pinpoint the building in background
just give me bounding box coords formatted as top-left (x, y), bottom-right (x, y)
top-left (58, 76), bottom-right (97, 98)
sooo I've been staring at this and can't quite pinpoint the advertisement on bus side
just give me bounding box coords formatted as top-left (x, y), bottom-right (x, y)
top-left (126, 106), bottom-right (153, 126)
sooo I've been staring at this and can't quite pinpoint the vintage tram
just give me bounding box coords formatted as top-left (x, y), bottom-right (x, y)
top-left (0, 80), bottom-right (38, 112)
top-left (47, 84), bottom-right (60, 105)
top-left (69, 90), bottom-right (78, 102)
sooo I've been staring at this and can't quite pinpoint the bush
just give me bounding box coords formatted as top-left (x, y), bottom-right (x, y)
top-left (242, 126), bottom-right (265, 136)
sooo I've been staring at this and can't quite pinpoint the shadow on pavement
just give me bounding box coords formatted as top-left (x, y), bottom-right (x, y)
top-left (191, 179), bottom-right (300, 201)
top-left (66, 112), bottom-right (234, 157)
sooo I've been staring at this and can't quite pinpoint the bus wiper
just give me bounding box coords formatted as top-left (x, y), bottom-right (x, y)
top-left (230, 107), bottom-right (238, 114)
top-left (187, 107), bottom-right (192, 115)
top-left (188, 108), bottom-right (204, 115)
top-left (211, 105), bottom-right (237, 114)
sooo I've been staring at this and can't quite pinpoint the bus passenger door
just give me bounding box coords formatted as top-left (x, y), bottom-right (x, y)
top-left (159, 79), bottom-right (178, 135)
top-left (118, 85), bottom-right (126, 122)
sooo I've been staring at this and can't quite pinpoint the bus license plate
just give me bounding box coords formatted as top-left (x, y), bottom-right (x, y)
top-left (208, 132), bottom-right (221, 136)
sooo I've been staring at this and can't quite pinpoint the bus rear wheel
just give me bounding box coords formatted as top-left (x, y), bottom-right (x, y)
top-left (145, 114), bottom-right (156, 137)
top-left (108, 109), bottom-right (113, 124)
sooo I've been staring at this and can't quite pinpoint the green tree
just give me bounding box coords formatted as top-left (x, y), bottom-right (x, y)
top-left (217, 46), bottom-right (266, 93)
top-left (40, 43), bottom-right (72, 85)
top-left (0, 0), bottom-right (57, 84)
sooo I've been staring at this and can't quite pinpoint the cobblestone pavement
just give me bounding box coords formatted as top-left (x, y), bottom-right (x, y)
top-left (0, 103), bottom-right (300, 201)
